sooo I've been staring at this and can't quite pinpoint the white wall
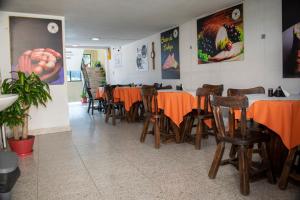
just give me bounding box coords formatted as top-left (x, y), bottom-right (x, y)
top-left (0, 12), bottom-right (70, 134)
top-left (110, 0), bottom-right (300, 93)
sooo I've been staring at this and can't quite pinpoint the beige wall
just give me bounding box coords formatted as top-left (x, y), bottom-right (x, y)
top-left (67, 81), bottom-right (83, 102)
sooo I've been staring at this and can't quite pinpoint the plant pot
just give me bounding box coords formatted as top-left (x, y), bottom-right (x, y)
top-left (8, 135), bottom-right (35, 156)
top-left (81, 97), bottom-right (88, 103)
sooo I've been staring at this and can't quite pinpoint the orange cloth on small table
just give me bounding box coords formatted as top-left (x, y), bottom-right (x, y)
top-left (247, 100), bottom-right (300, 150)
top-left (113, 87), bottom-right (142, 111)
top-left (96, 87), bottom-right (105, 99)
top-left (156, 91), bottom-right (197, 127)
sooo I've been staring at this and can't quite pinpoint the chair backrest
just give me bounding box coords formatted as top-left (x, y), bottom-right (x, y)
top-left (227, 86), bottom-right (265, 96)
top-left (211, 95), bottom-right (249, 138)
top-left (196, 87), bottom-right (211, 114)
top-left (158, 85), bottom-right (172, 90)
top-left (202, 84), bottom-right (224, 96)
top-left (141, 86), bottom-right (158, 115)
top-left (104, 85), bottom-right (114, 102)
top-left (86, 67), bottom-right (102, 98)
top-left (117, 84), bottom-right (131, 87)
top-left (81, 65), bottom-right (90, 88)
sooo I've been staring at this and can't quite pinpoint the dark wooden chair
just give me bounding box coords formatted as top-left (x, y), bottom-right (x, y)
top-left (227, 86), bottom-right (266, 159)
top-left (140, 86), bottom-right (161, 148)
top-left (81, 66), bottom-right (104, 115)
top-left (208, 95), bottom-right (275, 196)
top-left (227, 86), bottom-right (265, 96)
top-left (104, 85), bottom-right (124, 125)
top-left (202, 84), bottom-right (224, 96)
top-left (181, 88), bottom-right (217, 149)
top-left (278, 146), bottom-right (300, 189)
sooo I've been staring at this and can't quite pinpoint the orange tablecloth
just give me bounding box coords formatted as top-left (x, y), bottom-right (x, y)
top-left (156, 91), bottom-right (197, 127)
top-left (247, 100), bottom-right (300, 150)
top-left (113, 87), bottom-right (142, 111)
top-left (96, 87), bottom-right (105, 99)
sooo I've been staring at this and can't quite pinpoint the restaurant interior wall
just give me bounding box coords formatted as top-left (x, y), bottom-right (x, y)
top-left (110, 0), bottom-right (300, 94)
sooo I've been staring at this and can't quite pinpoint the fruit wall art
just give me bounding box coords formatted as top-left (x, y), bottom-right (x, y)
top-left (282, 0), bottom-right (300, 78)
top-left (161, 27), bottom-right (180, 79)
top-left (9, 16), bottom-right (64, 84)
top-left (197, 4), bottom-right (244, 64)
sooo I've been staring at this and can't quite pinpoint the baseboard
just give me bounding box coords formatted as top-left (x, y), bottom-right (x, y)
top-left (29, 126), bottom-right (72, 135)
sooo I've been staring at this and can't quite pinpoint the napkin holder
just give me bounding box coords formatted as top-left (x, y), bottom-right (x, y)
top-left (176, 84), bottom-right (183, 91)
top-left (273, 86), bottom-right (286, 97)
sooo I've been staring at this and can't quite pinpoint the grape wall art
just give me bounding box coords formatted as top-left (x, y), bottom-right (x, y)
top-left (9, 16), bottom-right (64, 85)
top-left (197, 4), bottom-right (244, 64)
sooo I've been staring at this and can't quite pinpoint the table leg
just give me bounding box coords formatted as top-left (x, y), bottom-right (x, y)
top-left (278, 147), bottom-right (298, 190)
top-left (169, 121), bottom-right (180, 143)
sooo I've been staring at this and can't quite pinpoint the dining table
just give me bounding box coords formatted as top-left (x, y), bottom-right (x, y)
top-left (242, 94), bottom-right (300, 178)
top-left (113, 87), bottom-right (143, 122)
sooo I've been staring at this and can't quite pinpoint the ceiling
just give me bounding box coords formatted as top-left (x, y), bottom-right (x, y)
top-left (0, 0), bottom-right (238, 47)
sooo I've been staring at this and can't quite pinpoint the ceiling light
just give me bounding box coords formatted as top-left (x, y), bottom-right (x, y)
top-left (91, 37), bottom-right (100, 41)
top-left (72, 44), bottom-right (79, 47)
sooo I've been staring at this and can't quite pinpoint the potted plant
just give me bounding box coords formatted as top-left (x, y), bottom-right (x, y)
top-left (81, 89), bottom-right (88, 103)
top-left (1, 71), bottom-right (52, 156)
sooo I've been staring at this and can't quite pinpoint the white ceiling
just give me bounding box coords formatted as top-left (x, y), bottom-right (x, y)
top-left (1, 0), bottom-right (238, 47)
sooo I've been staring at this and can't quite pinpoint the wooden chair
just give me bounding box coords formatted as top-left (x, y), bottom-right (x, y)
top-left (181, 88), bottom-right (217, 149)
top-left (227, 86), bottom-right (265, 96)
top-left (104, 85), bottom-right (124, 125)
top-left (140, 86), bottom-right (161, 148)
top-left (202, 84), bottom-right (224, 96)
top-left (227, 86), bottom-right (266, 159)
top-left (278, 146), bottom-right (300, 189)
top-left (208, 95), bottom-right (275, 196)
top-left (81, 66), bottom-right (104, 115)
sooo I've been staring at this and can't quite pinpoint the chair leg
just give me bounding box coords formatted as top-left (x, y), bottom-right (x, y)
top-left (239, 146), bottom-right (250, 196)
top-left (260, 142), bottom-right (276, 184)
top-left (211, 120), bottom-right (219, 144)
top-left (105, 105), bottom-right (111, 123)
top-left (208, 142), bottom-right (225, 179)
top-left (91, 99), bottom-right (94, 115)
top-left (87, 99), bottom-right (91, 113)
top-left (278, 147), bottom-right (297, 190)
top-left (140, 117), bottom-right (150, 143)
top-left (229, 145), bottom-right (238, 159)
top-left (112, 107), bottom-right (116, 125)
top-left (154, 119), bottom-right (160, 149)
top-left (195, 118), bottom-right (203, 150)
top-left (181, 116), bottom-right (191, 143)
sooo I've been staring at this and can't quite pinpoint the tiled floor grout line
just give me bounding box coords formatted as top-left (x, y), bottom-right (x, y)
top-left (72, 140), bottom-right (104, 199)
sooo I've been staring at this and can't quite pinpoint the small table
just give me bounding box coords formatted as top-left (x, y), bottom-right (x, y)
top-left (113, 87), bottom-right (142, 122)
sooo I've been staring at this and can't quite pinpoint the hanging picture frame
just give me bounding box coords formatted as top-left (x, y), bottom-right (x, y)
top-left (136, 44), bottom-right (149, 72)
top-left (197, 4), bottom-right (244, 64)
top-left (9, 16), bottom-right (64, 85)
top-left (161, 27), bottom-right (180, 79)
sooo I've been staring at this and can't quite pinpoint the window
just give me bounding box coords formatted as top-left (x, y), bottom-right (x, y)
top-left (67, 70), bottom-right (82, 82)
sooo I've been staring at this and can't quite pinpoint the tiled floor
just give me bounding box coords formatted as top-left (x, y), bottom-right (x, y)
top-left (12, 103), bottom-right (300, 200)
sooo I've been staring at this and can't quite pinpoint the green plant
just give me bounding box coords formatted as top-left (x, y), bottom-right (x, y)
top-left (94, 61), bottom-right (102, 68)
top-left (1, 71), bottom-right (52, 140)
top-left (81, 89), bottom-right (87, 98)
top-left (0, 102), bottom-right (26, 140)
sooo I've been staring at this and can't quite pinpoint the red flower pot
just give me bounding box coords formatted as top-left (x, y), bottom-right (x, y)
top-left (8, 135), bottom-right (35, 156)
top-left (81, 97), bottom-right (88, 103)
